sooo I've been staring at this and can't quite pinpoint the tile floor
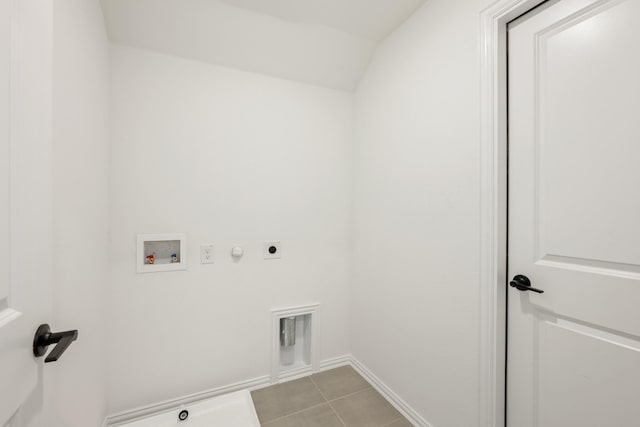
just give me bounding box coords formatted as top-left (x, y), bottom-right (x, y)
top-left (251, 366), bottom-right (413, 427)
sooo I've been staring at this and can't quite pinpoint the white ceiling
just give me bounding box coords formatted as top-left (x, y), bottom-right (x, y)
top-left (100, 0), bottom-right (426, 91)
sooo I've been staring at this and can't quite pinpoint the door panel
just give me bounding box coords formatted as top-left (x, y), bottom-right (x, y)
top-left (537, 319), bottom-right (640, 426)
top-left (507, 0), bottom-right (640, 425)
top-left (0, 0), bottom-right (10, 306)
top-left (537, 0), bottom-right (640, 270)
top-left (0, 0), bottom-right (52, 424)
top-left (0, 0), bottom-right (35, 422)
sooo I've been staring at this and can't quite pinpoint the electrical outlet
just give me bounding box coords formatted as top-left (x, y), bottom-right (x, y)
top-left (263, 241), bottom-right (281, 259)
top-left (200, 244), bottom-right (214, 264)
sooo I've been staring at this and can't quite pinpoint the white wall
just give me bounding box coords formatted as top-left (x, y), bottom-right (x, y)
top-left (351, 0), bottom-right (493, 425)
top-left (100, 0), bottom-right (377, 91)
top-left (49, 1), bottom-right (110, 425)
top-left (107, 46), bottom-right (353, 413)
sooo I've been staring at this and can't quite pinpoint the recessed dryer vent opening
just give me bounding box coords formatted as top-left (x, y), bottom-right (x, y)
top-left (280, 315), bottom-right (311, 369)
top-left (271, 304), bottom-right (319, 382)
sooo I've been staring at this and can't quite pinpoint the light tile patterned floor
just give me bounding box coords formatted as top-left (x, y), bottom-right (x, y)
top-left (251, 366), bottom-right (413, 427)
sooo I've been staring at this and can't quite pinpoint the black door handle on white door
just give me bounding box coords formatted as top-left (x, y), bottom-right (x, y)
top-left (510, 275), bottom-right (544, 293)
top-left (33, 324), bottom-right (78, 363)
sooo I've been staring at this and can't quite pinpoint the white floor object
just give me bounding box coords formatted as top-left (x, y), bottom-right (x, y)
top-left (119, 390), bottom-right (260, 427)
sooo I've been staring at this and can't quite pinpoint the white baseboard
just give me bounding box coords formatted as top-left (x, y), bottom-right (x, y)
top-left (104, 374), bottom-right (270, 426)
top-left (319, 354), bottom-right (351, 371)
top-left (272, 354), bottom-right (351, 385)
top-left (103, 354), bottom-right (430, 427)
top-left (278, 365), bottom-right (313, 382)
top-left (350, 356), bottom-right (433, 427)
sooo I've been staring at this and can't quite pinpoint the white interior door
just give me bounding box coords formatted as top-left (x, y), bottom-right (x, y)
top-left (507, 0), bottom-right (640, 426)
top-left (0, 1), bottom-right (53, 424)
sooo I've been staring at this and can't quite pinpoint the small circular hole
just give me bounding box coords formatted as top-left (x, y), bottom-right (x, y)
top-left (268, 246), bottom-right (277, 254)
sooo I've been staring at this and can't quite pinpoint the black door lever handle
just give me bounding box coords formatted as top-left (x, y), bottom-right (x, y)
top-left (510, 275), bottom-right (544, 293)
top-left (33, 324), bottom-right (78, 363)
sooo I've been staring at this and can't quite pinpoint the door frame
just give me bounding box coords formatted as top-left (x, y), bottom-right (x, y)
top-left (478, 1), bottom-right (547, 426)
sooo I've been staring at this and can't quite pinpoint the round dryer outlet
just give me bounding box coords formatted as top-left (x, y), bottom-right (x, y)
top-left (263, 241), bottom-right (281, 259)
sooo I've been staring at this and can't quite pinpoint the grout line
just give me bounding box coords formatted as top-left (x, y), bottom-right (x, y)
top-left (381, 416), bottom-right (407, 427)
top-left (260, 401), bottom-right (329, 425)
top-left (309, 376), bottom-right (348, 427)
top-left (327, 385), bottom-right (373, 403)
top-left (325, 383), bottom-right (411, 427)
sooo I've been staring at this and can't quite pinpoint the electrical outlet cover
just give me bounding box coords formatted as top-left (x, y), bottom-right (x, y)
top-left (200, 244), bottom-right (214, 264)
